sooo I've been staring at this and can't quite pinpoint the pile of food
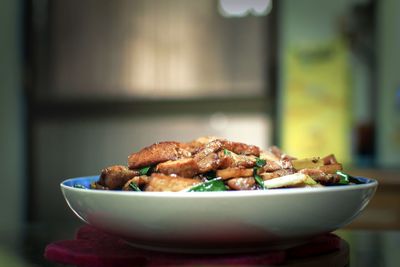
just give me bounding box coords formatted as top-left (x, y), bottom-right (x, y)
top-left (89, 137), bottom-right (358, 192)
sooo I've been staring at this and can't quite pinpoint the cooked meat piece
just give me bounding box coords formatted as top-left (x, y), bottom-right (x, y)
top-left (193, 140), bottom-right (224, 161)
top-left (232, 154), bottom-right (257, 168)
top-left (220, 140), bottom-right (260, 156)
top-left (96, 136), bottom-right (348, 191)
top-left (260, 168), bottom-right (296, 180)
top-left (196, 152), bottom-right (220, 173)
top-left (145, 173), bottom-right (201, 192)
top-left (128, 141), bottom-right (191, 169)
top-left (216, 167), bottom-right (254, 180)
top-left (227, 177), bottom-right (256, 190)
top-left (178, 143), bottom-right (201, 154)
top-left (319, 174), bottom-right (340, 185)
top-left (99, 165), bottom-right (139, 189)
top-left (179, 136), bottom-right (220, 154)
top-left (193, 136), bottom-right (219, 144)
top-left (269, 146), bottom-right (283, 158)
top-left (218, 150), bottom-right (257, 169)
top-left (299, 169), bottom-right (340, 184)
top-left (122, 175), bottom-right (150, 191)
top-left (280, 155), bottom-right (294, 169)
top-left (218, 153), bottom-right (235, 169)
top-left (155, 158), bottom-right (199, 178)
top-left (259, 150), bottom-right (280, 162)
top-left (269, 146), bottom-right (297, 162)
top-left (318, 163), bottom-right (342, 174)
top-left (262, 160), bottom-right (282, 172)
top-left (322, 154), bottom-right (338, 165)
top-left (260, 172), bottom-right (279, 180)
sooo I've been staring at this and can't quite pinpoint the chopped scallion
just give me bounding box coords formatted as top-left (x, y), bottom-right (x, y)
top-left (253, 167), bottom-right (266, 189)
top-left (188, 178), bottom-right (227, 192)
top-left (139, 166), bottom-right (151, 176)
top-left (129, 182), bottom-right (141, 191)
top-left (255, 158), bottom-right (267, 168)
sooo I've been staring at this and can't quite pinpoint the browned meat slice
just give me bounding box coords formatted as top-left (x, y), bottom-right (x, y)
top-left (98, 165), bottom-right (139, 189)
top-left (145, 173), bottom-right (201, 192)
top-left (193, 136), bottom-right (219, 144)
top-left (128, 141), bottom-right (191, 169)
top-left (233, 154), bottom-right (257, 168)
top-left (318, 163), bottom-right (342, 174)
top-left (262, 160), bottom-right (282, 172)
top-left (216, 167), bottom-right (254, 180)
top-left (280, 155), bottom-right (294, 169)
top-left (220, 140), bottom-right (260, 156)
top-left (220, 150), bottom-right (257, 169)
top-left (182, 136), bottom-right (219, 154)
top-left (268, 146), bottom-right (297, 162)
top-left (260, 168), bottom-right (296, 180)
top-left (259, 150), bottom-right (280, 162)
top-left (299, 169), bottom-right (340, 184)
top-left (177, 142), bottom-right (200, 155)
top-left (155, 158), bottom-right (199, 178)
top-left (196, 152), bottom-right (220, 173)
top-left (268, 146), bottom-right (284, 158)
top-left (227, 177), bottom-right (256, 190)
top-left (193, 140), bottom-right (223, 161)
top-left (217, 153), bottom-right (235, 169)
top-left (122, 175), bottom-right (150, 191)
top-left (322, 154), bottom-right (338, 165)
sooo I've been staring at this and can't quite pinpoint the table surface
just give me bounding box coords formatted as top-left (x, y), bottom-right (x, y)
top-left (0, 221), bottom-right (399, 267)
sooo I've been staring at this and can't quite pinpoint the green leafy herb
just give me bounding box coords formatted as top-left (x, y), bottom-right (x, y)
top-left (74, 184), bottom-right (86, 189)
top-left (254, 174), bottom-right (265, 189)
top-left (337, 171), bottom-right (350, 185)
top-left (253, 167), bottom-right (266, 189)
top-left (224, 149), bottom-right (231, 156)
top-left (336, 171), bottom-right (364, 185)
top-left (188, 178), bottom-right (227, 192)
top-left (255, 158), bottom-right (267, 168)
top-left (139, 166), bottom-right (151, 176)
top-left (129, 182), bottom-right (141, 191)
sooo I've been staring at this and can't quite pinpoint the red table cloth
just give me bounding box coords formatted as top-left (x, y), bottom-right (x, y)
top-left (44, 225), bottom-right (346, 267)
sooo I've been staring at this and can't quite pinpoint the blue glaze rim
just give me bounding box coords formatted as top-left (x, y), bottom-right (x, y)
top-left (61, 175), bottom-right (377, 193)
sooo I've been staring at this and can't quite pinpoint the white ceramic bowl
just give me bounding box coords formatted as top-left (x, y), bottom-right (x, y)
top-left (61, 176), bottom-right (377, 253)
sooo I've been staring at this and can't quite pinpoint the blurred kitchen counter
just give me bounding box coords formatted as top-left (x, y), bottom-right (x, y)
top-left (346, 168), bottom-right (400, 230)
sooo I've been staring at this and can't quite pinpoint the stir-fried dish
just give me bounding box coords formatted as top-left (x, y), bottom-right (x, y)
top-left (86, 137), bottom-right (360, 192)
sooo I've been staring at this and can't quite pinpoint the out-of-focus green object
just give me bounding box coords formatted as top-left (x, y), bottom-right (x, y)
top-left (0, 248), bottom-right (32, 267)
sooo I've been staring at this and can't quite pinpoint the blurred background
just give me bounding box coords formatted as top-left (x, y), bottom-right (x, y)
top-left (1, 0), bottom-right (400, 250)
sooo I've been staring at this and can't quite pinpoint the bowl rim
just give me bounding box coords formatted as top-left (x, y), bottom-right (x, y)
top-left (60, 175), bottom-right (378, 198)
